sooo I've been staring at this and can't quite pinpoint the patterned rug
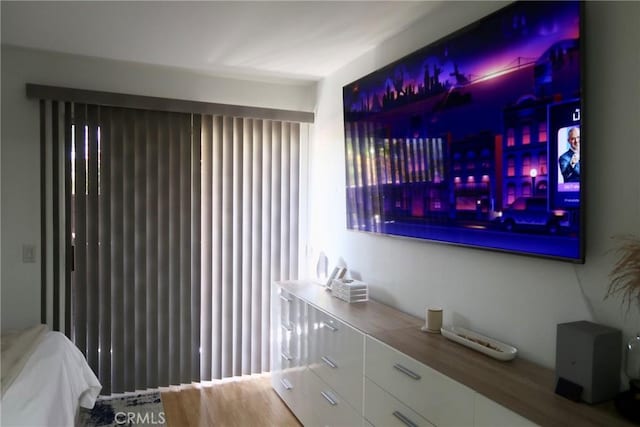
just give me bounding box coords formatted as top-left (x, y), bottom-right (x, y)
top-left (78, 391), bottom-right (166, 427)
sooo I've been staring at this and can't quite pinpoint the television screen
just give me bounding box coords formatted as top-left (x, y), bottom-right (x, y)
top-left (342, 1), bottom-right (583, 262)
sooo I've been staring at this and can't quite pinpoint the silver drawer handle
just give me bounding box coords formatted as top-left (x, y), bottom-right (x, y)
top-left (279, 295), bottom-right (292, 303)
top-left (280, 352), bottom-right (292, 361)
top-left (320, 391), bottom-right (337, 406)
top-left (322, 322), bottom-right (338, 332)
top-left (281, 322), bottom-right (293, 332)
top-left (393, 411), bottom-right (418, 427)
top-left (393, 363), bottom-right (421, 380)
top-left (280, 378), bottom-right (293, 390)
top-left (321, 356), bottom-right (338, 369)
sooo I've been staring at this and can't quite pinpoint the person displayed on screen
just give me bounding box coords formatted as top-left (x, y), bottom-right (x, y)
top-left (558, 127), bottom-right (580, 182)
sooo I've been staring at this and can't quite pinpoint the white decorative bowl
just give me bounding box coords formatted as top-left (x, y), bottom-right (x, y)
top-left (441, 326), bottom-right (517, 361)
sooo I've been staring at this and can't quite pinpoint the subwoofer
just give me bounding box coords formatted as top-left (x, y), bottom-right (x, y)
top-left (555, 321), bottom-right (621, 404)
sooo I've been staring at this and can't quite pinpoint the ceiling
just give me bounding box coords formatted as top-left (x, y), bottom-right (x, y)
top-left (1, 1), bottom-right (442, 84)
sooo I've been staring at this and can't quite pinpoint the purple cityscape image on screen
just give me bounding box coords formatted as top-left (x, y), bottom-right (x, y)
top-left (343, 1), bottom-right (582, 261)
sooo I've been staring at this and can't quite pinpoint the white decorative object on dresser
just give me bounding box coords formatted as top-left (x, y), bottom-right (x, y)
top-left (271, 280), bottom-right (633, 427)
top-left (330, 279), bottom-right (369, 303)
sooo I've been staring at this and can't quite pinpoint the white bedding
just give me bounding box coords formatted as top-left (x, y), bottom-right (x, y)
top-left (1, 330), bottom-right (102, 427)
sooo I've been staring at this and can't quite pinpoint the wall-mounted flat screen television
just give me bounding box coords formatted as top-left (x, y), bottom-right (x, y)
top-left (343, 1), bottom-right (583, 262)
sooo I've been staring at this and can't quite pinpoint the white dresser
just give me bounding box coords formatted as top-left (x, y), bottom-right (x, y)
top-left (271, 280), bottom-right (631, 427)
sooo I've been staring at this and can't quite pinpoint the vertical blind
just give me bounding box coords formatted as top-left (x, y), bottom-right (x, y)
top-left (40, 100), bottom-right (306, 394)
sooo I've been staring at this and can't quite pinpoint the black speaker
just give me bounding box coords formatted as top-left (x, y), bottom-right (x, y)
top-left (555, 321), bottom-right (621, 404)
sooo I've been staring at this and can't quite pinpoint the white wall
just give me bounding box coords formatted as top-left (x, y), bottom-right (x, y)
top-left (308, 1), bottom-right (640, 368)
top-left (0, 45), bottom-right (315, 331)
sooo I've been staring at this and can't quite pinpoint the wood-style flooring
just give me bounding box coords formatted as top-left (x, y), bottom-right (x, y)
top-left (161, 375), bottom-right (302, 427)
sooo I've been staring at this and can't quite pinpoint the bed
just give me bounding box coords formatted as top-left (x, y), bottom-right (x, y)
top-left (1, 324), bottom-right (101, 426)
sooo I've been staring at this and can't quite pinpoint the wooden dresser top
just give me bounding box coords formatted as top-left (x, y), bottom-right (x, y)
top-left (276, 280), bottom-right (633, 427)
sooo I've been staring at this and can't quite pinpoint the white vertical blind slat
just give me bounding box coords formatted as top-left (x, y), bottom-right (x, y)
top-left (200, 115), bottom-right (213, 381)
top-left (63, 102), bottom-right (73, 338)
top-left (280, 122), bottom-right (291, 280)
top-left (133, 109), bottom-right (148, 389)
top-left (260, 120), bottom-right (273, 372)
top-left (123, 109), bottom-right (136, 392)
top-left (110, 107), bottom-right (125, 394)
top-left (157, 111), bottom-right (170, 388)
top-left (290, 123), bottom-right (300, 279)
top-left (73, 104), bottom-right (88, 356)
top-left (298, 123), bottom-right (310, 283)
top-left (270, 122), bottom-right (282, 283)
top-left (231, 117), bottom-right (243, 376)
top-left (211, 115), bottom-right (224, 380)
top-left (250, 119), bottom-right (263, 374)
top-left (130, 110), bottom-right (147, 390)
top-left (145, 111), bottom-right (159, 389)
top-left (57, 103), bottom-right (67, 333)
top-left (179, 113), bottom-right (191, 383)
top-left (220, 116), bottom-right (234, 378)
top-left (241, 118), bottom-right (253, 375)
top-left (52, 101), bottom-right (63, 333)
top-left (191, 114), bottom-right (202, 382)
top-left (98, 107), bottom-right (112, 394)
top-left (43, 100), bottom-right (53, 331)
top-left (168, 112), bottom-right (181, 386)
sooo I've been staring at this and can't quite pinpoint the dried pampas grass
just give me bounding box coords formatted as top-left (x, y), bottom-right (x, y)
top-left (606, 235), bottom-right (640, 313)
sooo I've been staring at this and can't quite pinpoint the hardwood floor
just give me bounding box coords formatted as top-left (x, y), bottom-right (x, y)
top-left (161, 375), bottom-right (302, 427)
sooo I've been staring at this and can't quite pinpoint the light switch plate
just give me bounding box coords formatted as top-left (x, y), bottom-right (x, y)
top-left (22, 244), bottom-right (36, 263)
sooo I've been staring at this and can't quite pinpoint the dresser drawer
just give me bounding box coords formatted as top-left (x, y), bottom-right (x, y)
top-left (271, 286), bottom-right (285, 373)
top-left (474, 393), bottom-right (538, 427)
top-left (365, 336), bottom-right (475, 427)
top-left (303, 369), bottom-right (364, 427)
top-left (278, 289), bottom-right (308, 368)
top-left (272, 366), bottom-right (309, 422)
top-left (364, 378), bottom-right (434, 427)
top-left (308, 305), bottom-right (365, 413)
